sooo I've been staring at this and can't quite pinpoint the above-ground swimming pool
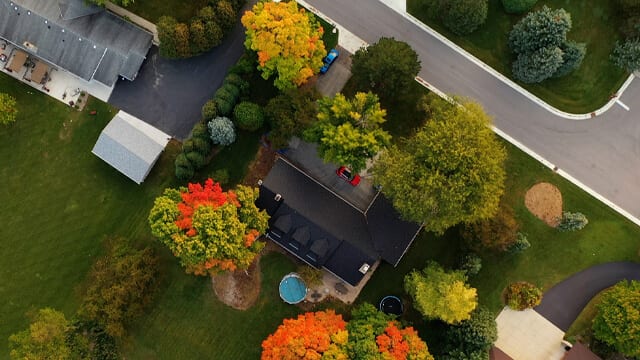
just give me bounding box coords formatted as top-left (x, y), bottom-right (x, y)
top-left (279, 273), bottom-right (308, 304)
top-left (379, 295), bottom-right (403, 316)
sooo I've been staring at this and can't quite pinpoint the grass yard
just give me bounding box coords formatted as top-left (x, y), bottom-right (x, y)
top-left (358, 139), bottom-right (640, 314)
top-left (0, 73), bottom-right (179, 357)
top-left (407, 0), bottom-right (628, 113)
top-left (123, 0), bottom-right (210, 23)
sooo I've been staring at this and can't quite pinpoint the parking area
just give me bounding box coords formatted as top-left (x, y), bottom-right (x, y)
top-left (281, 137), bottom-right (377, 212)
top-left (315, 45), bottom-right (351, 97)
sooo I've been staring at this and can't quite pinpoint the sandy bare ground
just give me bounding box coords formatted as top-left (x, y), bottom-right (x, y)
top-left (211, 255), bottom-right (262, 310)
top-left (525, 182), bottom-right (562, 227)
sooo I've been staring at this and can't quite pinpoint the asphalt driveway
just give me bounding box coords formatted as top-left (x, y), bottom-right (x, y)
top-left (534, 262), bottom-right (640, 331)
top-left (108, 2), bottom-right (255, 140)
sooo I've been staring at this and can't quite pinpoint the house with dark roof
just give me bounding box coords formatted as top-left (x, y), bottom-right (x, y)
top-left (256, 158), bottom-right (422, 286)
top-left (0, 0), bottom-right (152, 87)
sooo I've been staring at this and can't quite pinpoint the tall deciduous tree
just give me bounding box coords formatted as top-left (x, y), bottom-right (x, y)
top-left (351, 37), bottom-right (421, 102)
top-left (304, 92), bottom-right (391, 173)
top-left (443, 307), bottom-right (498, 359)
top-left (0, 93), bottom-right (18, 125)
top-left (261, 310), bottom-right (348, 360)
top-left (8, 308), bottom-right (74, 360)
top-left (374, 95), bottom-right (506, 233)
top-left (346, 303), bottom-right (434, 360)
top-left (78, 240), bottom-right (159, 338)
top-left (592, 280), bottom-right (640, 357)
top-left (404, 261), bottom-right (478, 324)
top-left (265, 86), bottom-right (320, 149)
top-left (148, 179), bottom-right (269, 276)
top-left (241, 1), bottom-right (326, 90)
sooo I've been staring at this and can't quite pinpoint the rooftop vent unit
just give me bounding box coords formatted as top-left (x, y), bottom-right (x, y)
top-left (358, 263), bottom-right (370, 274)
top-left (274, 194), bottom-right (282, 201)
top-left (23, 41), bottom-right (37, 52)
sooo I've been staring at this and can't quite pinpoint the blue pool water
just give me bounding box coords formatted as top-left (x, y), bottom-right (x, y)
top-left (279, 274), bottom-right (307, 304)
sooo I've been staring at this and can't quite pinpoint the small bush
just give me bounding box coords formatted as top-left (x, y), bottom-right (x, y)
top-left (459, 253), bottom-right (482, 276)
top-left (175, 164), bottom-right (195, 181)
top-left (182, 138), bottom-right (196, 153)
top-left (191, 122), bottom-right (211, 141)
top-left (297, 266), bottom-right (324, 287)
top-left (185, 151), bottom-right (206, 169)
top-left (229, 54), bottom-right (256, 76)
top-left (224, 73), bottom-right (250, 96)
top-left (611, 39), bottom-right (640, 73)
top-left (202, 99), bottom-right (219, 120)
top-left (441, 0), bottom-right (488, 35)
top-left (215, 97), bottom-right (235, 116)
top-left (503, 282), bottom-right (543, 310)
top-left (508, 232), bottom-right (531, 254)
top-left (462, 202), bottom-right (520, 252)
top-left (208, 116), bottom-right (236, 146)
top-left (553, 41), bottom-right (586, 78)
top-left (234, 101), bottom-right (264, 131)
top-left (190, 137), bottom-right (212, 155)
top-left (216, 84), bottom-right (240, 103)
top-left (210, 169), bottom-right (230, 186)
top-left (501, 0), bottom-right (538, 13)
top-left (557, 211), bottom-right (589, 231)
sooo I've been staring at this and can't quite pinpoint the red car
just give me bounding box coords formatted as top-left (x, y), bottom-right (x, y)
top-left (336, 166), bottom-right (361, 186)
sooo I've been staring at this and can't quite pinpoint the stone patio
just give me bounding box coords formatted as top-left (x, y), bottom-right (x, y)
top-left (304, 260), bottom-right (380, 304)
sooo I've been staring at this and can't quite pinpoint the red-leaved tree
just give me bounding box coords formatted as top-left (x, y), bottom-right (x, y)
top-left (376, 322), bottom-right (430, 360)
top-left (148, 179), bottom-right (269, 276)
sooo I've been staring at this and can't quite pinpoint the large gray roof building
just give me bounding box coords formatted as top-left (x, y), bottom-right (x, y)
top-left (92, 111), bottom-right (170, 184)
top-left (0, 0), bottom-right (153, 86)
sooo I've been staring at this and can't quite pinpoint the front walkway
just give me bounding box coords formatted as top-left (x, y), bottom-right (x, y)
top-left (495, 308), bottom-right (567, 360)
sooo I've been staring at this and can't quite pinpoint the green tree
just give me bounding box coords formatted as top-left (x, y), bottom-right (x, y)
top-left (264, 86), bottom-right (320, 149)
top-left (592, 280), bottom-right (640, 357)
top-left (440, 0), bottom-right (488, 35)
top-left (512, 46), bottom-right (564, 84)
top-left (8, 308), bottom-right (74, 360)
top-left (443, 307), bottom-right (497, 359)
top-left (304, 92), bottom-right (391, 173)
top-left (508, 6), bottom-right (585, 83)
top-left (346, 303), bottom-right (434, 360)
top-left (148, 179), bottom-right (269, 276)
top-left (216, 0), bottom-right (237, 32)
top-left (553, 41), bottom-right (586, 78)
top-left (241, 1), bottom-right (326, 90)
top-left (88, 0), bottom-right (133, 6)
top-left (0, 92), bottom-right (18, 125)
top-left (351, 37), bottom-right (421, 102)
top-left (404, 261), bottom-right (478, 324)
top-left (612, 39), bottom-right (640, 72)
top-left (78, 240), bottom-right (159, 339)
top-left (374, 95), bottom-right (506, 233)
top-left (501, 0), bottom-right (538, 14)
top-left (158, 16), bottom-right (180, 58)
top-left (508, 6), bottom-right (572, 54)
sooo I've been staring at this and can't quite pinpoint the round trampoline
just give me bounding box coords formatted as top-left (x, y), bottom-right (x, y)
top-left (379, 295), bottom-right (403, 316)
top-left (279, 273), bottom-right (308, 304)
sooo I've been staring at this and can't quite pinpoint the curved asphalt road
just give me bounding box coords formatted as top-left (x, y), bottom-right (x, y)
top-left (534, 262), bottom-right (640, 331)
top-left (305, 0), bottom-right (640, 222)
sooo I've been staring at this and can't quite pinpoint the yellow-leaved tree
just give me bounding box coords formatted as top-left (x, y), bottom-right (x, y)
top-left (241, 1), bottom-right (326, 90)
top-left (404, 261), bottom-right (478, 324)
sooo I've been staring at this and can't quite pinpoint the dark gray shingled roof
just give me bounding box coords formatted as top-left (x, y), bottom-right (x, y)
top-left (92, 111), bottom-right (170, 184)
top-left (258, 159), bottom-right (421, 286)
top-left (0, 0), bottom-right (152, 86)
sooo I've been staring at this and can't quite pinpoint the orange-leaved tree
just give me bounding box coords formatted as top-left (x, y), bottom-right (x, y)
top-left (148, 179), bottom-right (269, 276)
top-left (261, 310), bottom-right (348, 360)
top-left (241, 1), bottom-right (326, 90)
top-left (376, 322), bottom-right (431, 360)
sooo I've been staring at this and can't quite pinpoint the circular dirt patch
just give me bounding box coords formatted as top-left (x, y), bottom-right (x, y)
top-left (211, 256), bottom-right (261, 310)
top-left (525, 182), bottom-right (562, 227)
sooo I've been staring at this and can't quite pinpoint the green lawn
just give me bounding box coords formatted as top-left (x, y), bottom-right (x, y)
top-left (565, 290), bottom-right (605, 343)
top-left (407, 0), bottom-right (628, 113)
top-left (358, 139), bottom-right (640, 315)
top-left (123, 0), bottom-right (209, 23)
top-left (0, 73), bottom-right (178, 357)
